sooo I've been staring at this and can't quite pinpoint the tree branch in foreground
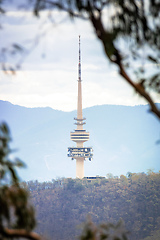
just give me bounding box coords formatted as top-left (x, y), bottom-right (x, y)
top-left (89, 12), bottom-right (160, 120)
top-left (116, 53), bottom-right (160, 119)
top-left (2, 228), bottom-right (41, 240)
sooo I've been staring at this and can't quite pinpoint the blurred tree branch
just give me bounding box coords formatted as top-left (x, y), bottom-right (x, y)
top-left (86, 8), bottom-right (160, 119)
top-left (1, 228), bottom-right (40, 240)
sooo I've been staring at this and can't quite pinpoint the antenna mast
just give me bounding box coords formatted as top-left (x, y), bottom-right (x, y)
top-left (78, 35), bottom-right (81, 82)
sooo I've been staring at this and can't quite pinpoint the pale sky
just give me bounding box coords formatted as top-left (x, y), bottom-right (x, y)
top-left (0, 10), bottom-right (159, 111)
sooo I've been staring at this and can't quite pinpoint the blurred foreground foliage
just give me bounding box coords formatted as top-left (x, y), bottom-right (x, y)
top-left (80, 217), bottom-right (128, 240)
top-left (0, 122), bottom-right (40, 239)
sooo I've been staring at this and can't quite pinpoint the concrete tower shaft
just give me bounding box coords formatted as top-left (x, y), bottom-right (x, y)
top-left (77, 80), bottom-right (83, 125)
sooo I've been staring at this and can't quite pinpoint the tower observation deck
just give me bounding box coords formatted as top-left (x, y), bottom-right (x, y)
top-left (67, 36), bottom-right (93, 179)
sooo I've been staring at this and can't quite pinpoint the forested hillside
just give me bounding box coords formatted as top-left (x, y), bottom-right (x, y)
top-left (23, 172), bottom-right (160, 240)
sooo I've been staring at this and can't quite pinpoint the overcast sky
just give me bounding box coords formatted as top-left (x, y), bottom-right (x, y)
top-left (0, 9), bottom-right (159, 112)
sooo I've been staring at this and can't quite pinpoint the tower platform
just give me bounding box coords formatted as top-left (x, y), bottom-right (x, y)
top-left (70, 130), bottom-right (89, 142)
top-left (68, 147), bottom-right (93, 161)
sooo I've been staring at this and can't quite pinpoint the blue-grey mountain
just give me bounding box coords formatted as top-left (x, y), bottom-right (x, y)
top-left (0, 100), bottom-right (159, 181)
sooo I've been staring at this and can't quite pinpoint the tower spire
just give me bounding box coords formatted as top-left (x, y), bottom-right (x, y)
top-left (78, 35), bottom-right (81, 81)
top-left (77, 35), bottom-right (83, 127)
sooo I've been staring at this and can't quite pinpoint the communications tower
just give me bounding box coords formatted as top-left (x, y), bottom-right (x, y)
top-left (68, 36), bottom-right (93, 179)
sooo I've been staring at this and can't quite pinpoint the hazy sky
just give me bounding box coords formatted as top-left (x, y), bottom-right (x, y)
top-left (0, 9), bottom-right (159, 111)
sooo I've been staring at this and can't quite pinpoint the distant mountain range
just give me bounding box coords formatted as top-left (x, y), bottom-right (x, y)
top-left (0, 100), bottom-right (159, 181)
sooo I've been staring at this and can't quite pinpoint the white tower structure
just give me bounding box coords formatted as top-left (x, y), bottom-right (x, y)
top-left (68, 36), bottom-right (93, 179)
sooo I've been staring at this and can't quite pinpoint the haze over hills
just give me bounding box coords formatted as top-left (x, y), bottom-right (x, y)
top-left (0, 100), bottom-right (159, 182)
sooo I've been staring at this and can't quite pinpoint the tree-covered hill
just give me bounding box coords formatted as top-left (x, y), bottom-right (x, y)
top-left (24, 172), bottom-right (160, 240)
